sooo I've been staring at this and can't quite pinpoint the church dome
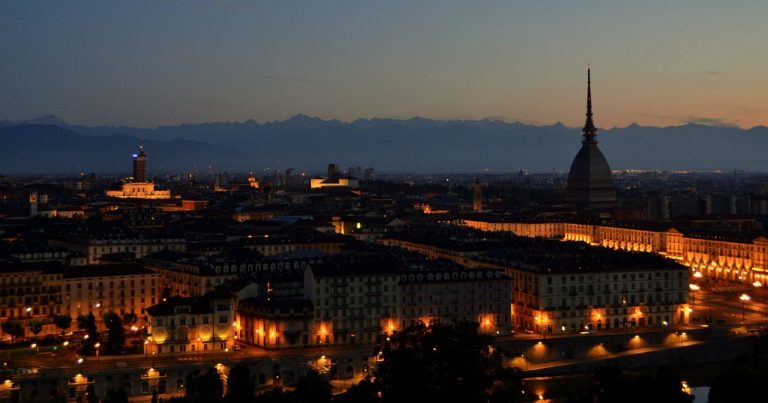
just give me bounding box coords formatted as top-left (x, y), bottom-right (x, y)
top-left (564, 68), bottom-right (616, 207)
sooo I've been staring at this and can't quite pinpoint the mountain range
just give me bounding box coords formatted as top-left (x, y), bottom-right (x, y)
top-left (1, 115), bottom-right (767, 174)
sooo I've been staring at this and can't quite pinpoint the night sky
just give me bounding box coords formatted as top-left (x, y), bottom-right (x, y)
top-left (2, 0), bottom-right (767, 128)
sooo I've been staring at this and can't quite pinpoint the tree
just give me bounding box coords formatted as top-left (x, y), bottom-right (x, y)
top-left (76, 315), bottom-right (88, 331)
top-left (339, 376), bottom-right (379, 403)
top-left (122, 313), bottom-right (138, 326)
top-left (2, 320), bottom-right (25, 343)
top-left (28, 319), bottom-right (44, 338)
top-left (185, 367), bottom-right (223, 403)
top-left (489, 368), bottom-right (527, 403)
top-left (53, 315), bottom-right (72, 337)
top-left (225, 364), bottom-right (254, 403)
top-left (373, 321), bottom-right (513, 403)
top-left (708, 363), bottom-right (761, 403)
top-left (294, 370), bottom-right (331, 403)
top-left (85, 385), bottom-right (98, 403)
top-left (85, 312), bottom-right (98, 339)
top-left (252, 388), bottom-right (299, 403)
top-left (102, 388), bottom-right (129, 403)
top-left (567, 366), bottom-right (694, 403)
top-left (47, 388), bottom-right (66, 403)
top-left (103, 312), bottom-right (125, 354)
top-left (79, 312), bottom-right (99, 355)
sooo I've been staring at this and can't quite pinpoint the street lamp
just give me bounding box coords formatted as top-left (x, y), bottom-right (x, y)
top-left (739, 294), bottom-right (751, 320)
top-left (689, 284), bottom-right (700, 309)
top-left (94, 343), bottom-right (101, 361)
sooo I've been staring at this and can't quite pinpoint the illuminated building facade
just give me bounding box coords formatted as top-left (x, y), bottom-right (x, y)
top-left (144, 290), bottom-right (237, 355)
top-left (460, 217), bottom-right (768, 284)
top-left (381, 227), bottom-right (690, 332)
top-left (234, 257), bottom-right (510, 350)
top-left (397, 268), bottom-right (511, 333)
top-left (61, 264), bottom-right (159, 325)
top-left (304, 259), bottom-right (401, 345)
top-left (309, 176), bottom-right (359, 189)
top-left (236, 297), bottom-right (314, 348)
top-left (106, 143), bottom-right (172, 199)
top-left (0, 262), bottom-right (63, 338)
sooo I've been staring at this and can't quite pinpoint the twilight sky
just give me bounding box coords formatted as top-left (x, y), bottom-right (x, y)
top-left (1, 0), bottom-right (767, 128)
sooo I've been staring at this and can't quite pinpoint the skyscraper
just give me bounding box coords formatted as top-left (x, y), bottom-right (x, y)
top-left (472, 178), bottom-right (483, 212)
top-left (565, 68), bottom-right (616, 208)
top-left (132, 141), bottom-right (148, 182)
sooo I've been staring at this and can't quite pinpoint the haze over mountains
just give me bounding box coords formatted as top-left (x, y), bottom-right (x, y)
top-left (1, 115), bottom-right (767, 174)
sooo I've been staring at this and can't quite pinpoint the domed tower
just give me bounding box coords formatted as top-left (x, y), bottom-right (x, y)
top-left (565, 67), bottom-right (616, 208)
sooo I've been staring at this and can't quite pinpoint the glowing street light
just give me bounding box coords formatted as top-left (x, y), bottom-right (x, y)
top-left (740, 294), bottom-right (751, 320)
top-left (94, 343), bottom-right (101, 361)
top-left (689, 284), bottom-right (700, 309)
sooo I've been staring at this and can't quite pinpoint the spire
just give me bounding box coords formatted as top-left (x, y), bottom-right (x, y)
top-left (139, 137), bottom-right (145, 152)
top-left (582, 65), bottom-right (597, 142)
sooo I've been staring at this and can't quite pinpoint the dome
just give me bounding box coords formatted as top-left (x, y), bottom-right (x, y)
top-left (565, 139), bottom-right (616, 206)
top-left (564, 68), bottom-right (616, 207)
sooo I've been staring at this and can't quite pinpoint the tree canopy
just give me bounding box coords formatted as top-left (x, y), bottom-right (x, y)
top-left (373, 321), bottom-right (525, 403)
top-left (53, 315), bottom-right (72, 336)
top-left (2, 320), bottom-right (24, 342)
top-left (103, 312), bottom-right (125, 354)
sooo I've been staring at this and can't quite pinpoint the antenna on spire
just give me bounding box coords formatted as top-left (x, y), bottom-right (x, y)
top-left (139, 137), bottom-right (145, 151)
top-left (582, 65), bottom-right (597, 141)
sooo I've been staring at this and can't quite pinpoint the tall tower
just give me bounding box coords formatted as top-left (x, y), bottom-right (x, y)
top-left (29, 192), bottom-right (38, 218)
top-left (132, 140), bottom-right (148, 182)
top-left (472, 178), bottom-right (483, 212)
top-left (565, 67), bottom-right (616, 208)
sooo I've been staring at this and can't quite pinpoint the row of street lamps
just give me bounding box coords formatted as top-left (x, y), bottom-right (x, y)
top-left (692, 270), bottom-right (761, 321)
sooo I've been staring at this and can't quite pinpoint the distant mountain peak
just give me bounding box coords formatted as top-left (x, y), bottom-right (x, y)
top-left (286, 113), bottom-right (322, 122)
top-left (26, 114), bottom-right (68, 126)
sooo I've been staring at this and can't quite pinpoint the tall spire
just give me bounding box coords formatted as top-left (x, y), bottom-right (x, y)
top-left (582, 66), bottom-right (597, 142)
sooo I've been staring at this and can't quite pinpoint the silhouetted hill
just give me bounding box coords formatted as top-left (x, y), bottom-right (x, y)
top-left (3, 116), bottom-right (768, 173)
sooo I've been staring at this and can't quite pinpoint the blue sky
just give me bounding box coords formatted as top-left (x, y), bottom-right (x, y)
top-left (1, 0), bottom-right (767, 128)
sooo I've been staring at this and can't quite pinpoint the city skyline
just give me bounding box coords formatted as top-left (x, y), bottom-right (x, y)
top-left (2, 1), bottom-right (768, 128)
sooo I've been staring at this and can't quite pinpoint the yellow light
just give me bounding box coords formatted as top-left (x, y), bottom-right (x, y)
top-left (355, 222), bottom-right (362, 229)
top-left (740, 294), bottom-right (751, 302)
